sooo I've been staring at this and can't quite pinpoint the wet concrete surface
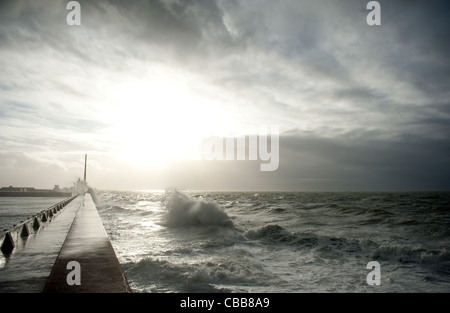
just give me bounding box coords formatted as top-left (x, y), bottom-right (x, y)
top-left (0, 196), bottom-right (83, 292)
top-left (43, 194), bottom-right (130, 293)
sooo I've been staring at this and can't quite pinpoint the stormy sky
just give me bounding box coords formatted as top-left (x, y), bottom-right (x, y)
top-left (0, 0), bottom-right (449, 191)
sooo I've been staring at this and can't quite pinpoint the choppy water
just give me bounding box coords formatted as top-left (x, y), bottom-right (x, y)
top-left (93, 190), bottom-right (450, 293)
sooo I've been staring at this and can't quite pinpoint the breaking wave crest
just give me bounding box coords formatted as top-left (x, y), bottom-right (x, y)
top-left (161, 190), bottom-right (233, 227)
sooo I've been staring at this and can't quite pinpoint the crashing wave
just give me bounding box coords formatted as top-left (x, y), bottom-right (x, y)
top-left (161, 190), bottom-right (233, 227)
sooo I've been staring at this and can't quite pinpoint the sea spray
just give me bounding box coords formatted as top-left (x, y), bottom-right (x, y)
top-left (88, 186), bottom-right (98, 204)
top-left (162, 190), bottom-right (233, 227)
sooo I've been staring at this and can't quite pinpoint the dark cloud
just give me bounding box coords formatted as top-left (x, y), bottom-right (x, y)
top-left (367, 1), bottom-right (450, 95)
top-left (1, 0), bottom-right (449, 190)
top-left (100, 0), bottom-right (203, 47)
top-left (274, 133), bottom-right (450, 190)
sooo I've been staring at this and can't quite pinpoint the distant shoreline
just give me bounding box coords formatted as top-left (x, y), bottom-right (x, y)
top-left (0, 191), bottom-right (72, 197)
top-left (0, 186), bottom-right (72, 197)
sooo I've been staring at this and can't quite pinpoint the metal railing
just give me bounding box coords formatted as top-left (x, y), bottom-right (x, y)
top-left (0, 195), bottom-right (78, 255)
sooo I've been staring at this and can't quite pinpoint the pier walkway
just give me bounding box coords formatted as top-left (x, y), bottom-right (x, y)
top-left (0, 196), bottom-right (83, 292)
top-left (0, 194), bottom-right (130, 293)
top-left (43, 194), bottom-right (130, 292)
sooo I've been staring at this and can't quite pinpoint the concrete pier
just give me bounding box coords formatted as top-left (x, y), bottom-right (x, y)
top-left (0, 196), bottom-right (83, 292)
top-left (0, 196), bottom-right (77, 255)
top-left (0, 155), bottom-right (127, 292)
top-left (43, 194), bottom-right (130, 293)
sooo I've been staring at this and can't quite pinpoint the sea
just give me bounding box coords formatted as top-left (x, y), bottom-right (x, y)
top-left (0, 197), bottom-right (68, 232)
top-left (1, 190), bottom-right (450, 293)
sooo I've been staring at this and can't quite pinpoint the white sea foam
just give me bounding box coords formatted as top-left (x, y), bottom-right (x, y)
top-left (161, 190), bottom-right (233, 227)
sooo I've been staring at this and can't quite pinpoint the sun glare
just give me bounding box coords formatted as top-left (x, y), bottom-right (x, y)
top-left (106, 69), bottom-right (230, 167)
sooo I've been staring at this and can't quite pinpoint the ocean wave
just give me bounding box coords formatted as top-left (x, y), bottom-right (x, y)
top-left (125, 250), bottom-right (279, 292)
top-left (243, 224), bottom-right (450, 267)
top-left (245, 225), bottom-right (294, 241)
top-left (267, 207), bottom-right (287, 214)
top-left (368, 243), bottom-right (450, 266)
top-left (245, 225), bottom-right (343, 249)
top-left (186, 257), bottom-right (280, 289)
top-left (124, 258), bottom-right (188, 292)
top-left (161, 190), bottom-right (233, 228)
top-left (99, 204), bottom-right (153, 217)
